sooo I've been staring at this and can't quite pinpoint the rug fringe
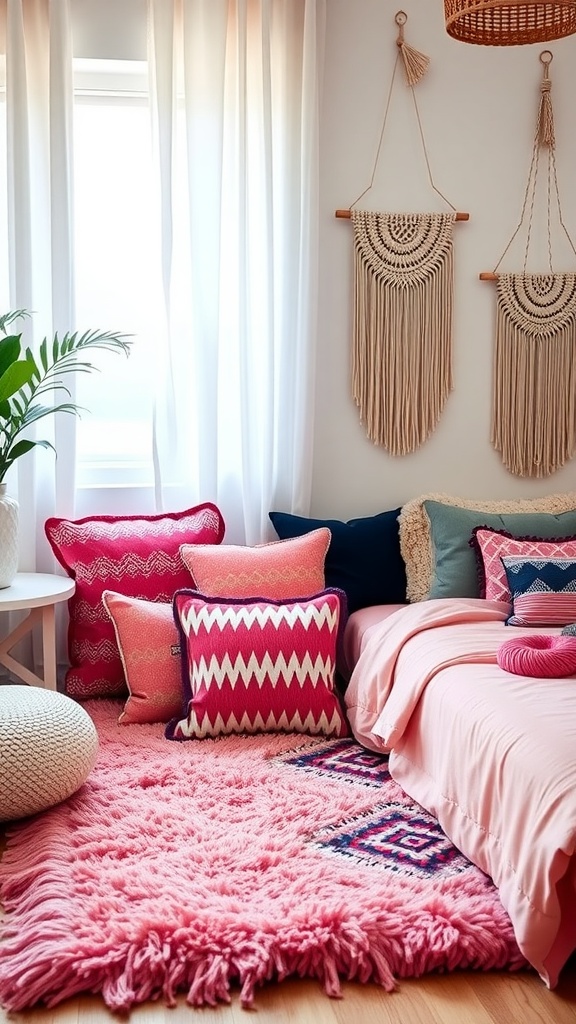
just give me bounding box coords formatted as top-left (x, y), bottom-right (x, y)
top-left (0, 713), bottom-right (527, 1014)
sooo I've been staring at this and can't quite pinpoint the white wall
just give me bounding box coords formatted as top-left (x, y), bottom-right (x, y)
top-left (312, 0), bottom-right (576, 519)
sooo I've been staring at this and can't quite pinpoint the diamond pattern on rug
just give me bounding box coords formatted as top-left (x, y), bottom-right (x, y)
top-left (278, 738), bottom-right (470, 878)
top-left (277, 737), bottom-right (390, 787)
top-left (312, 802), bottom-right (471, 878)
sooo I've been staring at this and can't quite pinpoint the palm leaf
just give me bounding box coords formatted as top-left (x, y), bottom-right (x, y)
top-left (0, 310), bottom-right (132, 483)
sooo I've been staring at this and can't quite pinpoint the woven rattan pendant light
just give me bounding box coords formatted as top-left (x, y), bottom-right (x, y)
top-left (445, 1), bottom-right (576, 46)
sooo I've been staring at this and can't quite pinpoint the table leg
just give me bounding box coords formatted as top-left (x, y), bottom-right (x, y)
top-left (41, 604), bottom-right (57, 690)
top-left (0, 608), bottom-right (53, 688)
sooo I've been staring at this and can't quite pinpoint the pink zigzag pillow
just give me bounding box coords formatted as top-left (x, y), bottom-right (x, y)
top-left (167, 588), bottom-right (349, 740)
top-left (45, 504), bottom-right (225, 699)
top-left (471, 527), bottom-right (576, 603)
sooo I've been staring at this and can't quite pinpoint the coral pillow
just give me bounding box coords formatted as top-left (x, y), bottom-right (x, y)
top-left (103, 592), bottom-right (183, 725)
top-left (166, 588), bottom-right (349, 740)
top-left (502, 557), bottom-right (576, 627)
top-left (180, 528), bottom-right (330, 600)
top-left (45, 504), bottom-right (225, 699)
top-left (471, 527), bottom-right (576, 602)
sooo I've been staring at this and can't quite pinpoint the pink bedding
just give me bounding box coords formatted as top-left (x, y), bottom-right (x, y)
top-left (344, 598), bottom-right (576, 988)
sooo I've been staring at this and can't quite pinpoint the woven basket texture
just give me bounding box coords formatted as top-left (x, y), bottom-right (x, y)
top-left (444, 1), bottom-right (576, 45)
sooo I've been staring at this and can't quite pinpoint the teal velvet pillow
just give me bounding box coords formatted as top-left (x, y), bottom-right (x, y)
top-left (424, 500), bottom-right (576, 599)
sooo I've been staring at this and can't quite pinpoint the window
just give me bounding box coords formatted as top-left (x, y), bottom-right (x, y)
top-left (73, 58), bottom-right (159, 488)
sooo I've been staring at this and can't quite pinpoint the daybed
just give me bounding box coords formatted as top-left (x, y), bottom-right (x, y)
top-left (340, 491), bottom-right (576, 989)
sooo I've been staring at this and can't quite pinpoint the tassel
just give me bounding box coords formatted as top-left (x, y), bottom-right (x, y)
top-left (538, 77), bottom-right (555, 149)
top-left (396, 11), bottom-right (430, 87)
top-left (538, 50), bottom-right (555, 149)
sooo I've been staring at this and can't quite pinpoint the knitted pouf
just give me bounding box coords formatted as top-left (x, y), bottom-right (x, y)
top-left (0, 685), bottom-right (98, 821)
top-left (497, 634), bottom-right (576, 679)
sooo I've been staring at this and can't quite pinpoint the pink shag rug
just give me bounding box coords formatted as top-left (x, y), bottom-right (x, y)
top-left (0, 701), bottom-right (526, 1012)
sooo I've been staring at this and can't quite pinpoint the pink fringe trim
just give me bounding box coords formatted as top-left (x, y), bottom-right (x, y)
top-left (0, 817), bottom-right (526, 1014)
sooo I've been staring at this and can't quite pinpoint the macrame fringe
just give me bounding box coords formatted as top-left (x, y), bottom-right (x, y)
top-left (492, 295), bottom-right (576, 478)
top-left (351, 212), bottom-right (455, 455)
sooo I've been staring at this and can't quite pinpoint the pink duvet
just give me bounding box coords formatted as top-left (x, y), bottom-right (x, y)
top-left (345, 598), bottom-right (576, 988)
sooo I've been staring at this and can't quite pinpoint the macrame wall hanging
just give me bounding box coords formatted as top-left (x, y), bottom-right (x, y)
top-left (480, 51), bottom-right (576, 478)
top-left (336, 12), bottom-right (469, 457)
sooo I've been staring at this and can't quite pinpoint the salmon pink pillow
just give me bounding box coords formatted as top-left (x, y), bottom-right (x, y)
top-left (180, 528), bottom-right (330, 600)
top-left (471, 527), bottom-right (576, 602)
top-left (166, 588), bottom-right (349, 740)
top-left (103, 592), bottom-right (183, 725)
top-left (45, 503), bottom-right (225, 699)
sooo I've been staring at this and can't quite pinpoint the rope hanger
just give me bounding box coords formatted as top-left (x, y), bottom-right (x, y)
top-left (480, 50), bottom-right (576, 281)
top-left (335, 11), bottom-right (469, 222)
top-left (484, 50), bottom-right (576, 478)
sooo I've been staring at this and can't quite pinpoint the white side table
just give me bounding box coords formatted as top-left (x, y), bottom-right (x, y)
top-left (0, 573), bottom-right (75, 690)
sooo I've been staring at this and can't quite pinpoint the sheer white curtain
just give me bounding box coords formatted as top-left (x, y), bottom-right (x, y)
top-left (148, 0), bottom-right (324, 544)
top-left (0, 0), bottom-right (75, 672)
top-left (2, 0), bottom-right (76, 564)
top-left (1, 0), bottom-right (324, 539)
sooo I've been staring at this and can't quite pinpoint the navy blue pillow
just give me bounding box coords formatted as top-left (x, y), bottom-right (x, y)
top-left (268, 509), bottom-right (407, 613)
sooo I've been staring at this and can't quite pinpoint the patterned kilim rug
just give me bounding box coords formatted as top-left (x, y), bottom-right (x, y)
top-left (0, 702), bottom-right (526, 1012)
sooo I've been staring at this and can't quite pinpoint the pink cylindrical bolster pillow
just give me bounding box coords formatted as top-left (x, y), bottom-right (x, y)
top-left (497, 634), bottom-right (576, 678)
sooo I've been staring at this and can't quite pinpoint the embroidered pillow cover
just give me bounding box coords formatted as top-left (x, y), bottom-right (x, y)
top-left (471, 528), bottom-right (576, 602)
top-left (167, 588), bottom-right (349, 740)
top-left (180, 528), bottom-right (330, 601)
top-left (103, 592), bottom-right (183, 725)
top-left (502, 557), bottom-right (576, 627)
top-left (45, 504), bottom-right (225, 699)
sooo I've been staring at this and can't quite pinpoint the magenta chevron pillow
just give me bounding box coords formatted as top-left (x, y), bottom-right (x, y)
top-left (45, 504), bottom-right (225, 699)
top-left (167, 588), bottom-right (349, 740)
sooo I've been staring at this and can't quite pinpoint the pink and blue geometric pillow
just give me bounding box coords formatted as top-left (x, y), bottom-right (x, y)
top-left (471, 526), bottom-right (576, 602)
top-left (502, 556), bottom-right (576, 627)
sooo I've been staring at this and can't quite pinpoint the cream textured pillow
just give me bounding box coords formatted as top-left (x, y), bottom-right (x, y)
top-left (398, 492), bottom-right (576, 603)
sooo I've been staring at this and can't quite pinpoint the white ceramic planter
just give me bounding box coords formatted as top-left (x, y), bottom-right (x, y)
top-left (0, 483), bottom-right (19, 588)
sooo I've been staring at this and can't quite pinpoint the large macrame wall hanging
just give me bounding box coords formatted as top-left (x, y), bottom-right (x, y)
top-left (336, 12), bottom-right (469, 456)
top-left (480, 51), bottom-right (576, 478)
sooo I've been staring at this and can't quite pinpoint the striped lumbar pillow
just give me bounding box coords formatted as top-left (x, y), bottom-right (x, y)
top-left (502, 557), bottom-right (576, 627)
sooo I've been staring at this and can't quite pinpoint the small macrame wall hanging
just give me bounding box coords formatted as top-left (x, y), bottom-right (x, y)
top-left (337, 12), bottom-right (469, 456)
top-left (480, 51), bottom-right (576, 478)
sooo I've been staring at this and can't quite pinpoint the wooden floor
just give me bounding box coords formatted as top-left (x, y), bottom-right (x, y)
top-left (2, 965), bottom-right (576, 1024)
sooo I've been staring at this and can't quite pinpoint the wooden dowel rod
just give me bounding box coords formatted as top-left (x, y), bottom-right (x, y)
top-left (479, 272), bottom-right (499, 281)
top-left (335, 208), bottom-right (470, 222)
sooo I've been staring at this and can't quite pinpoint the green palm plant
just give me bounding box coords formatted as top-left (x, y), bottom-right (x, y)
top-left (0, 309), bottom-right (131, 483)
